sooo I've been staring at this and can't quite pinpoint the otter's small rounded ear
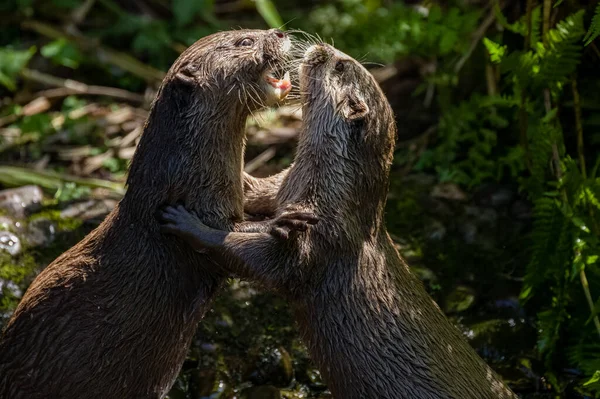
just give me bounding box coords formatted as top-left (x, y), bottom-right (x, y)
top-left (342, 94), bottom-right (369, 121)
top-left (174, 65), bottom-right (197, 85)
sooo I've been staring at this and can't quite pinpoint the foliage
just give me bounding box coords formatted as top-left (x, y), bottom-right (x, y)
top-left (0, 47), bottom-right (35, 91)
top-left (584, 3), bottom-right (600, 46)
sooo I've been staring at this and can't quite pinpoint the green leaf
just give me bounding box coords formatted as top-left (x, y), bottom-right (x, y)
top-left (0, 46), bottom-right (36, 91)
top-left (583, 370), bottom-right (600, 386)
top-left (255, 0), bottom-right (284, 29)
top-left (172, 0), bottom-right (214, 27)
top-left (41, 39), bottom-right (83, 69)
top-left (584, 3), bottom-right (600, 46)
top-left (483, 37), bottom-right (507, 63)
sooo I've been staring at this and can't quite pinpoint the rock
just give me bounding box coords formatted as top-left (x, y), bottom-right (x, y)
top-left (474, 184), bottom-right (515, 208)
top-left (24, 218), bottom-right (56, 247)
top-left (431, 182), bottom-right (468, 202)
top-left (0, 231), bottom-right (21, 256)
top-left (0, 216), bottom-right (15, 230)
top-left (510, 200), bottom-right (532, 220)
top-left (246, 345), bottom-right (294, 388)
top-left (425, 219), bottom-right (446, 240)
top-left (0, 185), bottom-right (43, 218)
top-left (60, 199), bottom-right (117, 221)
top-left (188, 368), bottom-right (217, 398)
top-left (239, 386), bottom-right (281, 399)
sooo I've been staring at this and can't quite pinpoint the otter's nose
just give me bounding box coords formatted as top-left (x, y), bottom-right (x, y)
top-left (270, 29), bottom-right (286, 39)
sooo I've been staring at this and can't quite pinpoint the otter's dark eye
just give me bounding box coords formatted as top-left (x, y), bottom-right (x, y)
top-left (237, 38), bottom-right (254, 47)
top-left (335, 61), bottom-right (345, 72)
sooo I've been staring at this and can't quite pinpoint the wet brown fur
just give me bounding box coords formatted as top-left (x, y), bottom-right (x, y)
top-left (0, 29), bottom-right (290, 399)
top-left (160, 44), bottom-right (519, 399)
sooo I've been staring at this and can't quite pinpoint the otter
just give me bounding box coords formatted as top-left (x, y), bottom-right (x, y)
top-left (158, 44), bottom-right (519, 398)
top-left (0, 29), bottom-right (300, 399)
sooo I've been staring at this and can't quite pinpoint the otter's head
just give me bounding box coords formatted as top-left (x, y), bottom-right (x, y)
top-left (167, 29), bottom-right (292, 108)
top-left (298, 44), bottom-right (396, 206)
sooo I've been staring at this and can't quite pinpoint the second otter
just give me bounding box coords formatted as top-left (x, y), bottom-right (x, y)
top-left (160, 44), bottom-right (518, 398)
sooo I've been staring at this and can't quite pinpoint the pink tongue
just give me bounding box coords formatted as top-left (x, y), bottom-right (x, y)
top-left (267, 76), bottom-right (291, 92)
top-left (276, 79), bottom-right (291, 91)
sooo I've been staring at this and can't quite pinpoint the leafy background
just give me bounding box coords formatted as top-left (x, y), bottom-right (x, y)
top-left (1, 0), bottom-right (600, 397)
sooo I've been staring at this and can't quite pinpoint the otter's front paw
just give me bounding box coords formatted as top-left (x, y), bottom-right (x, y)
top-left (157, 205), bottom-right (204, 238)
top-left (270, 212), bottom-right (318, 240)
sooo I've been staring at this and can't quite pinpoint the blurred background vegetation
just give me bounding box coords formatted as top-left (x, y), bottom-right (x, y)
top-left (1, 0), bottom-right (600, 397)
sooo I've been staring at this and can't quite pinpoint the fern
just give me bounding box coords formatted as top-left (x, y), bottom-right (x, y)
top-left (535, 10), bottom-right (586, 92)
top-left (584, 3), bottom-right (600, 45)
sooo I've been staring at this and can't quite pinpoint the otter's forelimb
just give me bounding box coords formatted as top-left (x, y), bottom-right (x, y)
top-left (158, 204), bottom-right (313, 288)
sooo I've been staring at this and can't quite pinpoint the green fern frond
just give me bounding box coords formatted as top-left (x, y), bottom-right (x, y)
top-left (530, 5), bottom-right (542, 46)
top-left (520, 197), bottom-right (573, 302)
top-left (568, 342), bottom-right (600, 376)
top-left (584, 3), bottom-right (600, 46)
top-left (524, 120), bottom-right (558, 197)
top-left (536, 10), bottom-right (586, 90)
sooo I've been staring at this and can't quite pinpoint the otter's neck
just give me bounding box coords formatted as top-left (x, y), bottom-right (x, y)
top-left (124, 84), bottom-right (248, 229)
top-left (282, 109), bottom-right (389, 238)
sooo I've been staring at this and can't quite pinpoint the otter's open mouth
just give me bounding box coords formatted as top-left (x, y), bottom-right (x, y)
top-left (264, 71), bottom-right (291, 102)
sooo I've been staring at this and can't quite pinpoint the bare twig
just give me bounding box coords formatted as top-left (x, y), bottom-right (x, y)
top-left (244, 147), bottom-right (277, 174)
top-left (65, 0), bottom-right (96, 34)
top-left (454, 4), bottom-right (502, 74)
top-left (20, 68), bottom-right (145, 103)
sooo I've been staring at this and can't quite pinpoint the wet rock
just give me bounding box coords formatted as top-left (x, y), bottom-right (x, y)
top-left (474, 184), bottom-right (516, 208)
top-left (188, 368), bottom-right (217, 398)
top-left (425, 219), bottom-right (446, 240)
top-left (459, 221), bottom-right (478, 244)
top-left (315, 392), bottom-right (333, 399)
top-left (0, 279), bottom-right (22, 299)
top-left (0, 216), bottom-right (15, 230)
top-left (465, 206), bottom-right (498, 226)
top-left (239, 385), bottom-right (281, 399)
top-left (24, 218), bottom-right (57, 247)
top-left (431, 182), bottom-right (468, 202)
top-left (60, 199), bottom-right (117, 222)
top-left (510, 200), bottom-right (532, 220)
top-left (0, 231), bottom-right (21, 256)
top-left (0, 185), bottom-right (43, 218)
top-left (246, 345), bottom-right (294, 388)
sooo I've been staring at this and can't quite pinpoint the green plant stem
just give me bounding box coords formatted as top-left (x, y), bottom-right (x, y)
top-left (580, 270), bottom-right (600, 340)
top-left (543, 0), bottom-right (551, 45)
top-left (0, 166), bottom-right (125, 195)
top-left (520, 0), bottom-right (535, 172)
top-left (571, 75), bottom-right (600, 340)
top-left (572, 77), bottom-right (586, 178)
top-left (525, 0), bottom-right (535, 50)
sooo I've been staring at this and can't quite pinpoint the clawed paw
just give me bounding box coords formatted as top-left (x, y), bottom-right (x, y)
top-left (156, 205), bottom-right (200, 236)
top-left (270, 212), bottom-right (319, 240)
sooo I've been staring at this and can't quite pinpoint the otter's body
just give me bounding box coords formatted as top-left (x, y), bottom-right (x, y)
top-left (0, 29), bottom-right (291, 398)
top-left (160, 44), bottom-right (518, 398)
